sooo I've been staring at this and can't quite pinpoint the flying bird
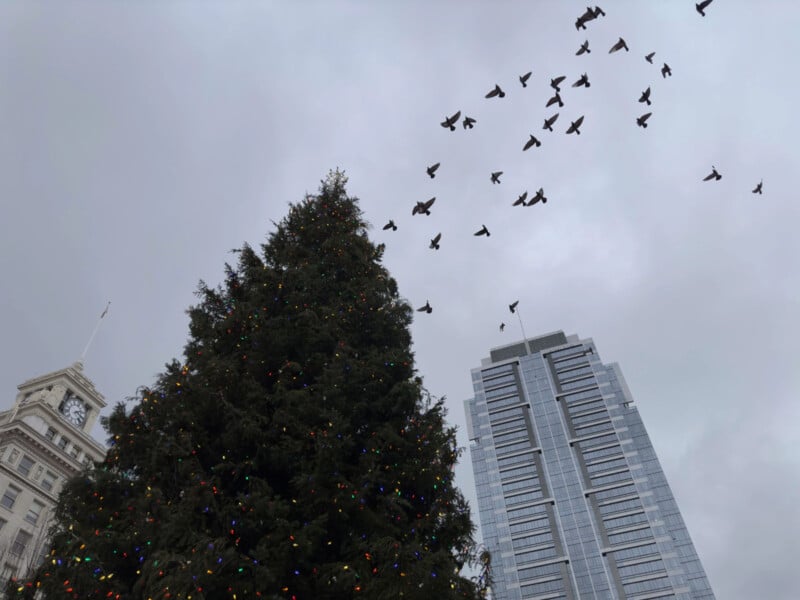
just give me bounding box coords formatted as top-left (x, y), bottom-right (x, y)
top-left (513, 191), bottom-right (528, 206)
top-left (609, 37), bottom-right (629, 53)
top-left (661, 63), bottom-right (672, 78)
top-left (566, 115), bottom-right (585, 135)
top-left (519, 71), bottom-right (532, 87)
top-left (542, 113), bottom-right (560, 132)
top-left (696, 0), bottom-right (713, 16)
top-left (440, 111), bottom-right (461, 131)
top-left (523, 135), bottom-right (542, 151)
top-left (426, 162), bottom-right (440, 178)
top-left (417, 301), bottom-right (432, 314)
top-left (486, 84), bottom-right (506, 99)
top-left (429, 233), bottom-right (442, 250)
top-left (474, 224), bottom-right (490, 237)
top-left (529, 187), bottom-right (547, 205)
top-left (578, 7), bottom-right (597, 22)
top-left (546, 92), bottom-right (564, 108)
top-left (462, 115), bottom-right (476, 129)
top-left (412, 197), bottom-right (436, 215)
top-left (645, 52), bottom-right (655, 63)
top-left (572, 73), bottom-right (590, 88)
top-left (576, 6), bottom-right (603, 26)
top-left (576, 40), bottom-right (591, 55)
top-left (491, 171), bottom-right (503, 184)
top-left (703, 166), bottom-right (722, 181)
top-left (382, 220), bottom-right (397, 231)
top-left (499, 323), bottom-right (505, 332)
top-left (639, 86), bottom-right (651, 105)
top-left (636, 112), bottom-right (652, 128)
top-left (752, 180), bottom-right (763, 194)
top-left (550, 76), bottom-right (566, 92)
top-left (509, 300), bottom-right (519, 314)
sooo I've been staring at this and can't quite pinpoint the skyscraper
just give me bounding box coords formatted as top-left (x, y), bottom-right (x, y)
top-left (465, 331), bottom-right (715, 599)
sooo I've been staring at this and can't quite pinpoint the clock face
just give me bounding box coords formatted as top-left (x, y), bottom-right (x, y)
top-left (62, 396), bottom-right (87, 426)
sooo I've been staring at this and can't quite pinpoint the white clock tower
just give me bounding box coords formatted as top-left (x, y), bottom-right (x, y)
top-left (0, 361), bottom-right (107, 582)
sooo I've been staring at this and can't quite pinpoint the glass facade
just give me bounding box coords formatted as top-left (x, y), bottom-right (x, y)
top-left (465, 332), bottom-right (716, 599)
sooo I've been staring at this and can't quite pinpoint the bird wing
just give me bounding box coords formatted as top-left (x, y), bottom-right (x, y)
top-left (423, 197), bottom-right (436, 210)
top-left (546, 94), bottom-right (559, 107)
top-left (521, 71), bottom-right (532, 82)
top-left (552, 75), bottom-right (566, 86)
top-left (702, 173), bottom-right (715, 181)
top-left (429, 162), bottom-right (440, 172)
top-left (698, 0), bottom-right (713, 9)
top-left (575, 115), bottom-right (585, 127)
top-left (432, 233), bottom-right (441, 244)
top-left (441, 111), bottom-right (459, 127)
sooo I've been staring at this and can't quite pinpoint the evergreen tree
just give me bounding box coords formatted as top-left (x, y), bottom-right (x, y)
top-left (12, 171), bottom-right (490, 600)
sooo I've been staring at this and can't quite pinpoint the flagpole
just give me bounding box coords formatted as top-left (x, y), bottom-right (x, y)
top-left (80, 302), bottom-right (110, 363)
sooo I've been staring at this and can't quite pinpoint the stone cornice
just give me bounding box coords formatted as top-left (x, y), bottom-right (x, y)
top-left (0, 415), bottom-right (106, 469)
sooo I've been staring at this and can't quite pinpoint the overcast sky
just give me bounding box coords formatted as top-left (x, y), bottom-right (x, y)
top-left (2, 2), bottom-right (799, 597)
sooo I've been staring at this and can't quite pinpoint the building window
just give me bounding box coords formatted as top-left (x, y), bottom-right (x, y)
top-left (10, 530), bottom-right (32, 557)
top-left (70, 446), bottom-right (81, 459)
top-left (45, 427), bottom-right (57, 441)
top-left (1, 486), bottom-right (21, 510)
top-left (0, 563), bottom-right (13, 583)
top-left (57, 437), bottom-right (69, 451)
top-left (40, 471), bottom-right (57, 493)
top-left (0, 518), bottom-right (7, 531)
top-left (8, 448), bottom-right (19, 464)
top-left (17, 455), bottom-right (35, 477)
top-left (25, 500), bottom-right (45, 526)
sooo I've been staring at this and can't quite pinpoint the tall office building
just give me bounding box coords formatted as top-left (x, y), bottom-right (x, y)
top-left (465, 331), bottom-right (715, 600)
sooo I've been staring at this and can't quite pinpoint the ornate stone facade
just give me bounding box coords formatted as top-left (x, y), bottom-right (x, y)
top-left (0, 361), bottom-right (106, 582)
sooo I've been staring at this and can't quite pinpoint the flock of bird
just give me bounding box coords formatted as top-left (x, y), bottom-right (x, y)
top-left (375, 2), bottom-right (763, 321)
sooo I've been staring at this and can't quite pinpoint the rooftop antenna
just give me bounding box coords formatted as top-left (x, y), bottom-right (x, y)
top-left (80, 301), bottom-right (110, 364)
top-left (508, 300), bottom-right (530, 353)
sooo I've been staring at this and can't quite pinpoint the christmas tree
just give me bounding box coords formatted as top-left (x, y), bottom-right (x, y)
top-left (12, 171), bottom-right (490, 599)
